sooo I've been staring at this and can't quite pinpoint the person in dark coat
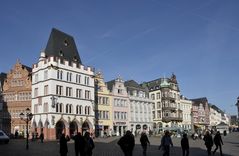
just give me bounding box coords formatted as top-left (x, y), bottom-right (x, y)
top-left (140, 132), bottom-right (150, 156)
top-left (203, 131), bottom-right (213, 156)
top-left (84, 132), bottom-right (95, 156)
top-left (73, 132), bottom-right (84, 156)
top-left (160, 130), bottom-right (173, 156)
top-left (181, 133), bottom-right (189, 156)
top-left (39, 132), bottom-right (44, 143)
top-left (117, 130), bottom-right (135, 156)
top-left (60, 133), bottom-right (70, 156)
top-left (213, 131), bottom-right (223, 156)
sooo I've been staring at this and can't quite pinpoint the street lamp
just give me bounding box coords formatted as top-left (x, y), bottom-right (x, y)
top-left (20, 108), bottom-right (33, 150)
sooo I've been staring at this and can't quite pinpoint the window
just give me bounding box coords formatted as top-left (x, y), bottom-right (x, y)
top-left (56, 103), bottom-right (59, 112)
top-left (76, 89), bottom-right (82, 98)
top-left (56, 85), bottom-right (63, 95)
top-left (118, 89), bottom-right (122, 94)
top-left (67, 72), bottom-right (72, 82)
top-left (34, 104), bottom-right (38, 113)
top-left (44, 70), bottom-right (48, 80)
top-left (66, 87), bottom-right (72, 97)
top-left (44, 85), bottom-right (48, 95)
top-left (85, 106), bottom-right (88, 115)
top-left (69, 104), bottom-right (73, 113)
top-left (85, 90), bottom-right (90, 99)
top-left (76, 74), bottom-right (81, 83)
top-left (157, 102), bottom-right (161, 109)
top-left (156, 93), bottom-right (161, 99)
top-left (43, 102), bottom-right (48, 112)
top-left (57, 70), bottom-right (63, 80)
top-left (34, 88), bottom-right (38, 97)
top-left (60, 103), bottom-right (63, 113)
top-left (84, 76), bottom-right (89, 85)
top-left (151, 94), bottom-right (155, 100)
top-left (66, 104), bottom-right (69, 113)
top-left (35, 74), bottom-right (38, 83)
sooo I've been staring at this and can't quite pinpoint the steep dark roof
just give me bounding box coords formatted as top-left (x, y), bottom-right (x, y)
top-left (106, 80), bottom-right (115, 91)
top-left (45, 28), bottom-right (82, 64)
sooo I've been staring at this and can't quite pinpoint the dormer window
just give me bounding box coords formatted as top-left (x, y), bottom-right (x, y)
top-left (64, 40), bottom-right (69, 46)
top-left (73, 56), bottom-right (78, 62)
top-left (59, 50), bottom-right (64, 57)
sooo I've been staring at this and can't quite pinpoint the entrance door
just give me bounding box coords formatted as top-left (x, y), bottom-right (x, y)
top-left (69, 122), bottom-right (78, 137)
top-left (55, 121), bottom-right (65, 139)
top-left (82, 121), bottom-right (90, 135)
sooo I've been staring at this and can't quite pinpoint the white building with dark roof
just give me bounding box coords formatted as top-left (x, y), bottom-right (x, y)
top-left (31, 28), bottom-right (95, 140)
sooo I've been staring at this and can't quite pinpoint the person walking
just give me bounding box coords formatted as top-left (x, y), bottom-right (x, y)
top-left (181, 133), bottom-right (189, 156)
top-left (39, 132), bottom-right (44, 143)
top-left (213, 131), bottom-right (223, 156)
top-left (60, 133), bottom-right (70, 156)
top-left (84, 132), bottom-right (95, 156)
top-left (159, 130), bottom-right (173, 156)
top-left (203, 131), bottom-right (214, 156)
top-left (117, 130), bottom-right (135, 156)
top-left (140, 132), bottom-right (150, 156)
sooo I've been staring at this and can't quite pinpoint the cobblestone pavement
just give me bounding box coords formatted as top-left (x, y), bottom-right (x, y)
top-left (0, 132), bottom-right (238, 156)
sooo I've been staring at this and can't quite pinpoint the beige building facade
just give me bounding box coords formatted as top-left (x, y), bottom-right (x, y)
top-left (2, 61), bottom-right (32, 136)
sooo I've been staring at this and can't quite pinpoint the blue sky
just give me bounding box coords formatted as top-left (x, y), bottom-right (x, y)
top-left (0, 0), bottom-right (238, 115)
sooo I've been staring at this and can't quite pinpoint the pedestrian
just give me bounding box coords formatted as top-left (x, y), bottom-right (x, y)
top-left (73, 132), bottom-right (81, 156)
top-left (39, 132), bottom-right (44, 143)
top-left (203, 131), bottom-right (213, 156)
top-left (140, 131), bottom-right (150, 156)
top-left (159, 130), bottom-right (173, 156)
top-left (213, 131), bottom-right (223, 156)
top-left (84, 131), bottom-right (95, 156)
top-left (181, 133), bottom-right (189, 156)
top-left (60, 133), bottom-right (70, 156)
top-left (74, 132), bottom-right (86, 156)
top-left (15, 130), bottom-right (19, 139)
top-left (117, 130), bottom-right (135, 156)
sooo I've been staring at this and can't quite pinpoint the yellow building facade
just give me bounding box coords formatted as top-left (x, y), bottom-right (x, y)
top-left (95, 72), bottom-right (113, 137)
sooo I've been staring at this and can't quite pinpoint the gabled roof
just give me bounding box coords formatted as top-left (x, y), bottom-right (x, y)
top-left (44, 28), bottom-right (82, 64)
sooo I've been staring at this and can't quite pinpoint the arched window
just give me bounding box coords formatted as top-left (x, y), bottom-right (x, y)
top-left (56, 103), bottom-right (59, 112)
top-left (60, 103), bottom-right (63, 113)
top-left (79, 106), bottom-right (82, 114)
top-left (76, 105), bottom-right (79, 114)
top-left (88, 106), bottom-right (90, 115)
top-left (69, 104), bottom-right (73, 113)
top-left (85, 106), bottom-right (87, 114)
top-left (66, 104), bottom-right (69, 113)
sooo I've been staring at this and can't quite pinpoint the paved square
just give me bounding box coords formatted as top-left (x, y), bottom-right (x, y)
top-left (0, 132), bottom-right (238, 156)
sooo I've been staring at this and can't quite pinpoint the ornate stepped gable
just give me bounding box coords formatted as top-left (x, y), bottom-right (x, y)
top-left (3, 61), bottom-right (32, 92)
